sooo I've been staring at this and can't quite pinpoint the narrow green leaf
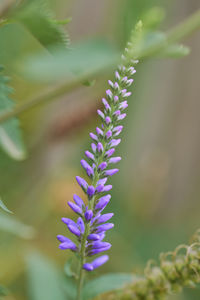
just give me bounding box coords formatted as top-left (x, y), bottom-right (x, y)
top-left (0, 67), bottom-right (26, 160)
top-left (161, 44), bottom-right (190, 58)
top-left (15, 0), bottom-right (70, 52)
top-left (0, 198), bottom-right (12, 214)
top-left (20, 39), bottom-right (119, 82)
top-left (0, 285), bottom-right (8, 297)
top-left (0, 214), bottom-right (35, 239)
top-left (26, 252), bottom-right (75, 300)
top-left (83, 273), bottom-right (138, 300)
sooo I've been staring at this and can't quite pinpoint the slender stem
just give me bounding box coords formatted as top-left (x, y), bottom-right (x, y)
top-left (0, 10), bottom-right (200, 124)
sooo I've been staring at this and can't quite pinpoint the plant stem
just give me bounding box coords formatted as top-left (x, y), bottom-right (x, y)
top-left (0, 9), bottom-right (200, 124)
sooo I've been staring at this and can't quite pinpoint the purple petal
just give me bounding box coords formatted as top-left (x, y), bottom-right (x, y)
top-left (106, 130), bottom-right (112, 139)
top-left (99, 232), bottom-right (106, 241)
top-left (98, 162), bottom-right (107, 171)
top-left (102, 98), bottom-right (111, 111)
top-left (117, 113), bottom-right (126, 120)
top-left (96, 223), bottom-right (114, 233)
top-left (95, 195), bottom-right (111, 210)
top-left (106, 89), bottom-right (112, 98)
top-left (77, 217), bottom-right (85, 234)
top-left (102, 185), bottom-right (112, 192)
top-left (62, 218), bottom-right (76, 227)
top-left (90, 132), bottom-right (98, 141)
top-left (114, 95), bottom-right (119, 102)
top-left (68, 201), bottom-right (82, 214)
top-left (109, 139), bottom-right (121, 147)
top-left (119, 101), bottom-right (128, 110)
top-left (91, 255), bottom-right (109, 269)
top-left (105, 148), bottom-right (115, 158)
top-left (115, 71), bottom-right (120, 80)
top-left (59, 240), bottom-right (77, 251)
top-left (109, 157), bottom-right (121, 164)
top-left (91, 241), bottom-right (111, 249)
top-left (91, 143), bottom-right (97, 153)
top-left (104, 169), bottom-right (119, 176)
top-left (83, 263), bottom-right (93, 271)
top-left (96, 184), bottom-right (104, 193)
top-left (113, 110), bottom-right (121, 116)
top-left (96, 213), bottom-right (114, 224)
top-left (97, 142), bottom-right (104, 152)
top-left (85, 151), bottom-right (95, 161)
top-left (97, 109), bottom-right (105, 119)
top-left (88, 245), bottom-right (111, 255)
top-left (87, 186), bottom-right (95, 198)
top-left (76, 176), bottom-right (88, 191)
top-left (124, 92), bottom-right (132, 97)
top-left (57, 235), bottom-right (71, 243)
top-left (97, 178), bottom-right (107, 185)
top-left (85, 210), bottom-right (93, 221)
top-left (68, 224), bottom-right (81, 237)
top-left (96, 127), bottom-right (103, 136)
top-left (105, 116), bottom-right (111, 124)
top-left (81, 159), bottom-right (94, 177)
top-left (87, 234), bottom-right (100, 241)
top-left (113, 125), bottom-right (123, 136)
top-left (73, 194), bottom-right (84, 208)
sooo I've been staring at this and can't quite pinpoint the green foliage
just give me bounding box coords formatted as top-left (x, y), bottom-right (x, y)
top-left (20, 39), bottom-right (119, 82)
top-left (0, 213), bottom-right (35, 239)
top-left (0, 285), bottom-right (8, 298)
top-left (0, 198), bottom-right (12, 214)
top-left (83, 273), bottom-right (137, 300)
top-left (12, 0), bottom-right (70, 53)
top-left (26, 252), bottom-right (76, 300)
top-left (0, 67), bottom-right (26, 160)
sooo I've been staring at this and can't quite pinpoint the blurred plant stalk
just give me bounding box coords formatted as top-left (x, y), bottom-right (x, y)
top-left (0, 9), bottom-right (200, 124)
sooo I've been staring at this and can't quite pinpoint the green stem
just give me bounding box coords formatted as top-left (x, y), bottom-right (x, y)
top-left (0, 10), bottom-right (200, 124)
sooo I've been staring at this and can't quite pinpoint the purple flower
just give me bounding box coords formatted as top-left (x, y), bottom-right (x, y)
top-left (58, 43), bottom-right (138, 271)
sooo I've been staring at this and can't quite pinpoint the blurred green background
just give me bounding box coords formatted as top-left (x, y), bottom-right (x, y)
top-left (0, 0), bottom-right (200, 299)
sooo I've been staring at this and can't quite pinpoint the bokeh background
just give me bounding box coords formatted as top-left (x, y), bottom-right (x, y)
top-left (0, 0), bottom-right (200, 299)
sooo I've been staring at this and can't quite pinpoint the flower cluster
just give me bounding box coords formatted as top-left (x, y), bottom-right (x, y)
top-left (108, 229), bottom-right (200, 299)
top-left (57, 48), bottom-right (138, 271)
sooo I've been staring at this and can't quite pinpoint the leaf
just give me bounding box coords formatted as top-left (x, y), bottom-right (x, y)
top-left (0, 213), bottom-right (35, 239)
top-left (160, 44), bottom-right (190, 58)
top-left (26, 252), bottom-right (76, 300)
top-left (20, 39), bottom-right (119, 82)
top-left (14, 0), bottom-right (70, 52)
top-left (0, 66), bottom-right (26, 160)
top-left (82, 273), bottom-right (138, 300)
top-left (0, 285), bottom-right (8, 297)
top-left (0, 198), bottom-right (12, 214)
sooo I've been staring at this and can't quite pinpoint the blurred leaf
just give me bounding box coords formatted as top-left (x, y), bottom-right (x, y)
top-left (83, 273), bottom-right (138, 300)
top-left (26, 252), bottom-right (75, 300)
top-left (20, 39), bottom-right (119, 82)
top-left (14, 0), bottom-right (69, 52)
top-left (142, 7), bottom-right (165, 30)
top-left (160, 44), bottom-right (190, 58)
top-left (0, 285), bottom-right (8, 297)
top-left (64, 258), bottom-right (77, 279)
top-left (0, 198), bottom-right (12, 214)
top-left (0, 214), bottom-right (35, 239)
top-left (0, 66), bottom-right (26, 160)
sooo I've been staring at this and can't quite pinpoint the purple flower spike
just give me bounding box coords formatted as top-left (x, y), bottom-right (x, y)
top-left (109, 157), bottom-right (122, 164)
top-left (91, 255), bottom-right (109, 269)
top-left (96, 223), bottom-right (114, 233)
top-left (77, 217), bottom-right (85, 234)
top-left (95, 195), bottom-right (111, 211)
top-left (68, 224), bottom-right (81, 237)
top-left (73, 194), bottom-right (84, 208)
top-left (83, 263), bottom-right (93, 271)
top-left (76, 176), bottom-right (88, 191)
top-left (68, 201), bottom-right (82, 215)
top-left (85, 210), bottom-right (93, 221)
top-left (97, 213), bottom-right (114, 224)
top-left (85, 150), bottom-right (95, 161)
top-left (87, 234), bottom-right (101, 241)
top-left (104, 169), bottom-right (119, 176)
top-left (87, 186), bottom-right (95, 198)
top-left (58, 40), bottom-right (138, 269)
top-left (98, 162), bottom-right (107, 171)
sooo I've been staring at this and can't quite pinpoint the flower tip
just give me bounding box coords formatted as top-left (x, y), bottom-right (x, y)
top-left (83, 263), bottom-right (94, 271)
